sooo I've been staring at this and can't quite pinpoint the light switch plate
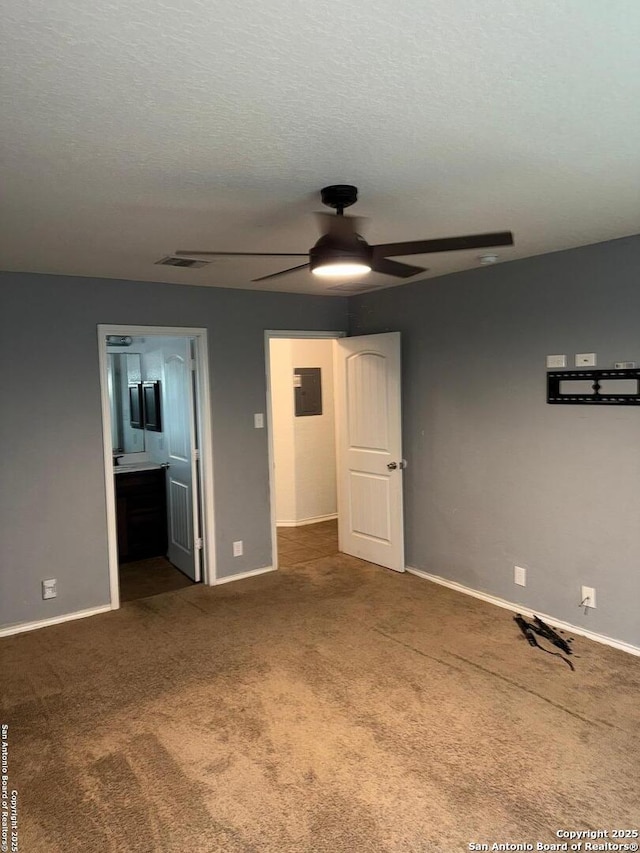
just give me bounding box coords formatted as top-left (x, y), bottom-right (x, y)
top-left (254, 413), bottom-right (264, 429)
top-left (514, 566), bottom-right (526, 587)
top-left (546, 355), bottom-right (566, 368)
top-left (575, 353), bottom-right (596, 367)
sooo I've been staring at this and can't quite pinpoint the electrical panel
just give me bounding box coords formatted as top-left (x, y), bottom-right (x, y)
top-left (294, 368), bottom-right (322, 416)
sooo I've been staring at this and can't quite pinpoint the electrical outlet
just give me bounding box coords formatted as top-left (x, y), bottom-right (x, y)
top-left (514, 566), bottom-right (526, 587)
top-left (233, 540), bottom-right (243, 557)
top-left (42, 579), bottom-right (57, 600)
top-left (254, 413), bottom-right (264, 429)
top-left (581, 585), bottom-right (596, 609)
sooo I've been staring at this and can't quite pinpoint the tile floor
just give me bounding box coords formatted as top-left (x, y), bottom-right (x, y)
top-left (276, 519), bottom-right (338, 566)
top-left (119, 556), bottom-right (194, 603)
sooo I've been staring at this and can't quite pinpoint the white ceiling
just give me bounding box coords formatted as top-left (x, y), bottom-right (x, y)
top-left (1, 0), bottom-right (639, 296)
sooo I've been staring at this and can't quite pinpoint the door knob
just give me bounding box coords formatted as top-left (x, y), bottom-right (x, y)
top-left (387, 462), bottom-right (398, 470)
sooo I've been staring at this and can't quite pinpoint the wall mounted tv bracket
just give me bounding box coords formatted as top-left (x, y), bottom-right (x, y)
top-left (547, 368), bottom-right (640, 406)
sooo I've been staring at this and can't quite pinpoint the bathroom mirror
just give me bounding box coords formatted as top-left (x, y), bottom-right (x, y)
top-left (108, 352), bottom-right (145, 453)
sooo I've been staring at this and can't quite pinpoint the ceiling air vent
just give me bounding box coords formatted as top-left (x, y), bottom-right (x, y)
top-left (155, 256), bottom-right (210, 269)
top-left (328, 282), bottom-right (385, 294)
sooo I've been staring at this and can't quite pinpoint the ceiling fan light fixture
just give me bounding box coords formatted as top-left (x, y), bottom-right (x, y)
top-left (309, 231), bottom-right (373, 278)
top-left (311, 261), bottom-right (372, 278)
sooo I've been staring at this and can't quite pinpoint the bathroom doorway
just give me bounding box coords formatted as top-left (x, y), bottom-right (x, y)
top-left (98, 325), bottom-right (216, 608)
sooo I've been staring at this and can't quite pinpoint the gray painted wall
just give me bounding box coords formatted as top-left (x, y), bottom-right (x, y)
top-left (0, 272), bottom-right (347, 629)
top-left (349, 235), bottom-right (640, 647)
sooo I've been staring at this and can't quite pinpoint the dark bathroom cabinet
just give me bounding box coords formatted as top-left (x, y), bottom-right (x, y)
top-left (115, 468), bottom-right (168, 562)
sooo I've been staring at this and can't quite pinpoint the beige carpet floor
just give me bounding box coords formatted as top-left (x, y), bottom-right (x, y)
top-left (2, 522), bottom-right (639, 852)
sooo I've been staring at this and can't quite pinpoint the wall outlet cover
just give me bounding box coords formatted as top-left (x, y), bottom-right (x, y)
top-left (42, 578), bottom-right (57, 599)
top-left (581, 585), bottom-right (596, 608)
top-left (514, 566), bottom-right (526, 587)
top-left (233, 540), bottom-right (243, 557)
top-left (575, 353), bottom-right (597, 367)
top-left (254, 413), bottom-right (264, 429)
top-left (546, 355), bottom-right (566, 368)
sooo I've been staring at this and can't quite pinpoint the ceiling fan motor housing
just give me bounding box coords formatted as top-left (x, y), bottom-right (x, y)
top-left (320, 184), bottom-right (359, 211)
top-left (309, 232), bottom-right (373, 273)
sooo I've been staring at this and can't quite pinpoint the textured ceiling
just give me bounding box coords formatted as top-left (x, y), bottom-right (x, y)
top-left (1, 0), bottom-right (639, 295)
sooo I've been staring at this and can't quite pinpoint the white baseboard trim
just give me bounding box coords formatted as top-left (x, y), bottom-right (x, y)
top-left (214, 565), bottom-right (276, 585)
top-left (0, 604), bottom-right (112, 638)
top-left (277, 513), bottom-right (338, 528)
top-left (406, 566), bottom-right (640, 657)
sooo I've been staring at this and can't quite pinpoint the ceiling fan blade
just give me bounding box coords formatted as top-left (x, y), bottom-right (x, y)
top-left (372, 257), bottom-right (427, 278)
top-left (175, 250), bottom-right (308, 258)
top-left (373, 231), bottom-right (514, 258)
top-left (252, 263), bottom-right (310, 282)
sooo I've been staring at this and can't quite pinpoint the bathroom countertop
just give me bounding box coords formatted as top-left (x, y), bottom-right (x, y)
top-left (114, 462), bottom-right (164, 475)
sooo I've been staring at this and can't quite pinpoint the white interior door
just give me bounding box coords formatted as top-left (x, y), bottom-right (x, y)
top-left (163, 339), bottom-right (201, 581)
top-left (334, 332), bottom-right (405, 572)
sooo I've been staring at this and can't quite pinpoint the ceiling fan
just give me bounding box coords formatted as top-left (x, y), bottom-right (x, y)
top-left (176, 185), bottom-right (514, 283)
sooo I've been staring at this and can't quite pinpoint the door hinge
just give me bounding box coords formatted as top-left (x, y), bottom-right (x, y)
top-left (193, 448), bottom-right (200, 461)
top-left (195, 537), bottom-right (203, 550)
top-left (190, 359), bottom-right (196, 371)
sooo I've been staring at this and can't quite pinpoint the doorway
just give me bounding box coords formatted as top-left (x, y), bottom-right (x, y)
top-left (266, 330), bottom-right (406, 574)
top-left (98, 325), bottom-right (216, 608)
top-left (266, 331), bottom-right (344, 570)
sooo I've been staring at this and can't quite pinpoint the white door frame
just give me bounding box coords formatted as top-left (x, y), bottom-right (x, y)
top-left (264, 330), bottom-right (346, 571)
top-left (98, 324), bottom-right (217, 609)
